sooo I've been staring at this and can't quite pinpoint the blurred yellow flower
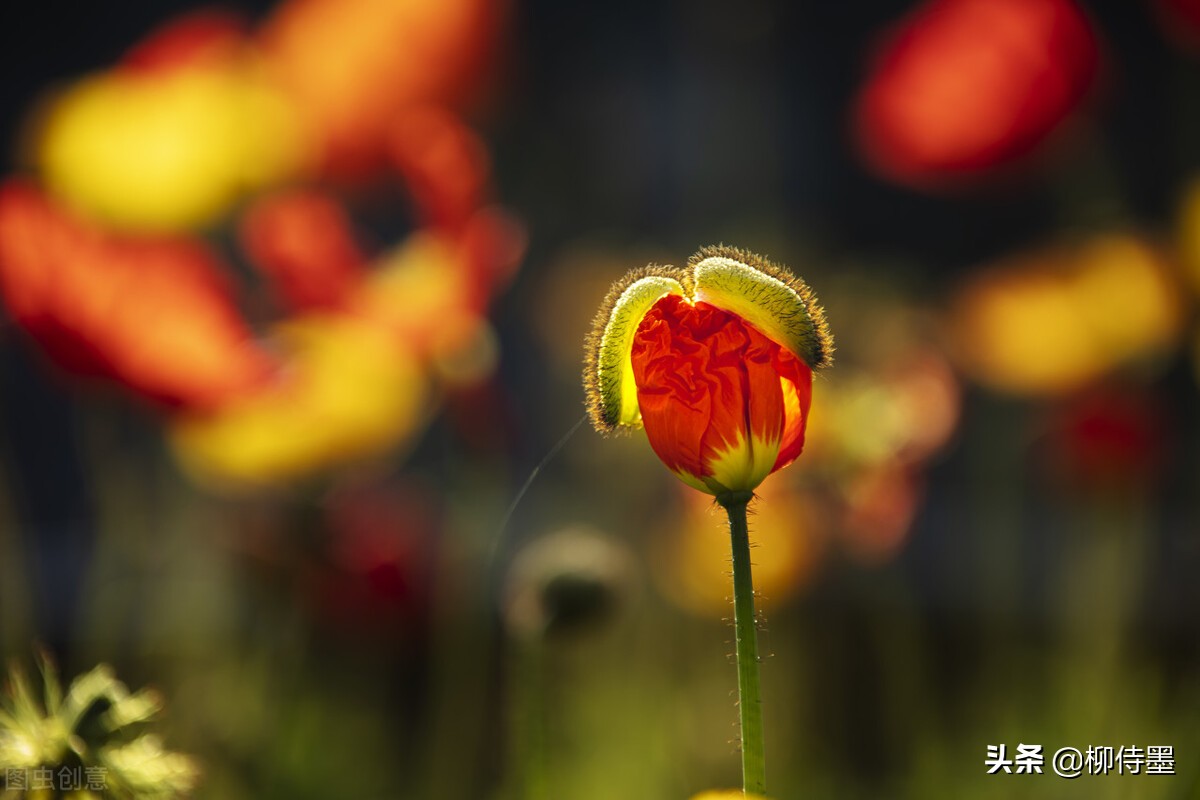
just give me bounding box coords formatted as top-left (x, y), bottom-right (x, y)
top-left (354, 229), bottom-right (501, 386)
top-left (690, 791), bottom-right (769, 800)
top-left (950, 234), bottom-right (1184, 396)
top-left (37, 62), bottom-right (307, 232)
top-left (356, 235), bottom-right (473, 342)
top-left (170, 316), bottom-right (427, 486)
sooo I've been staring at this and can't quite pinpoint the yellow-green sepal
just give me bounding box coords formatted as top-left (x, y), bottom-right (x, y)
top-left (584, 267), bottom-right (686, 432)
top-left (690, 245), bottom-right (833, 370)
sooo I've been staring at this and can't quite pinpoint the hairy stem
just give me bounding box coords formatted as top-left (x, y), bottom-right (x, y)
top-left (720, 491), bottom-right (766, 794)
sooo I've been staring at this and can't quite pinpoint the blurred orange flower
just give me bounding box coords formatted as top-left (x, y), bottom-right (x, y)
top-left (0, 180), bottom-right (271, 408)
top-left (259, 0), bottom-right (501, 179)
top-left (854, 0), bottom-right (1099, 187)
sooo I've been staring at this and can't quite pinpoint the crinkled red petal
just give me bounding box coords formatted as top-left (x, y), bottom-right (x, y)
top-left (631, 294), bottom-right (801, 485)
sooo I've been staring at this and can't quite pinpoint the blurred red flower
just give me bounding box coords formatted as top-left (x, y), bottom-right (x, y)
top-left (239, 190), bottom-right (368, 313)
top-left (0, 180), bottom-right (271, 408)
top-left (388, 106), bottom-right (492, 231)
top-left (120, 8), bottom-right (249, 74)
top-left (313, 479), bottom-right (438, 630)
top-left (1044, 387), bottom-right (1166, 491)
top-left (854, 0), bottom-right (1099, 187)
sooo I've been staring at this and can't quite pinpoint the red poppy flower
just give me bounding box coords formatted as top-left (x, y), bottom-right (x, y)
top-left (585, 246), bottom-right (832, 496)
top-left (854, 0), bottom-right (1099, 187)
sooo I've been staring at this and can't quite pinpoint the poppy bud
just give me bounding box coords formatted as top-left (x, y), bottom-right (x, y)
top-left (584, 245), bottom-right (832, 496)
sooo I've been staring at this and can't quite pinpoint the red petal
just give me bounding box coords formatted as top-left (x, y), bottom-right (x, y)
top-left (773, 349), bottom-right (813, 472)
top-left (631, 294), bottom-right (799, 489)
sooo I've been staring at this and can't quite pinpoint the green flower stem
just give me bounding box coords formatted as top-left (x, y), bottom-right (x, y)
top-left (719, 491), bottom-right (766, 795)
